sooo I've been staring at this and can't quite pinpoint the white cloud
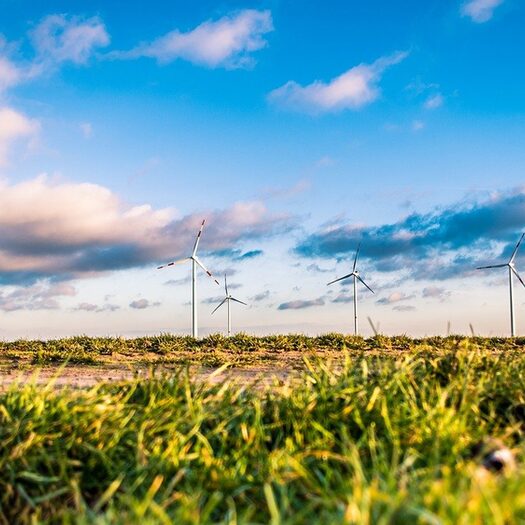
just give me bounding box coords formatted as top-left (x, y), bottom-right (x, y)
top-left (125, 9), bottom-right (273, 68)
top-left (30, 14), bottom-right (109, 66)
top-left (268, 51), bottom-right (408, 114)
top-left (0, 107), bottom-right (40, 165)
top-left (461, 0), bottom-right (503, 23)
top-left (424, 93), bottom-right (444, 109)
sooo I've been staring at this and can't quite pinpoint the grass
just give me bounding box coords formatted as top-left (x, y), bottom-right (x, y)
top-left (2, 339), bottom-right (525, 523)
top-left (1, 333), bottom-right (525, 368)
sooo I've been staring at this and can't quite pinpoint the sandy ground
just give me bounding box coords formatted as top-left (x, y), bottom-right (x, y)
top-left (0, 364), bottom-right (293, 390)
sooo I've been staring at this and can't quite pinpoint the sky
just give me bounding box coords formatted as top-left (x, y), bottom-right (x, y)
top-left (0, 0), bottom-right (524, 338)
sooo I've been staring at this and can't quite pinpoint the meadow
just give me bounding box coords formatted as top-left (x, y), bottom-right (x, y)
top-left (1, 336), bottom-right (525, 523)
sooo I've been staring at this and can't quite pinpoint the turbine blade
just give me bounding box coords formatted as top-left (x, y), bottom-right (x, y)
top-left (157, 257), bottom-right (189, 270)
top-left (327, 272), bottom-right (354, 286)
top-left (356, 275), bottom-right (374, 294)
top-left (510, 233), bottom-right (525, 264)
top-left (224, 274), bottom-right (228, 296)
top-left (353, 243), bottom-right (361, 272)
top-left (511, 266), bottom-right (525, 288)
top-left (230, 297), bottom-right (247, 306)
top-left (194, 257), bottom-right (220, 285)
top-left (476, 264), bottom-right (508, 270)
top-left (211, 297), bottom-right (228, 315)
top-left (191, 219), bottom-right (206, 257)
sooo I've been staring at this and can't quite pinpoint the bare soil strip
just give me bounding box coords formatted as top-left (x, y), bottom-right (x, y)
top-left (0, 364), bottom-right (292, 389)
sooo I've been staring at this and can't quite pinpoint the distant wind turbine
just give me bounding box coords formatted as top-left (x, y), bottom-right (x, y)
top-left (212, 275), bottom-right (247, 336)
top-left (157, 219), bottom-right (219, 338)
top-left (328, 244), bottom-right (374, 335)
top-left (476, 233), bottom-right (525, 337)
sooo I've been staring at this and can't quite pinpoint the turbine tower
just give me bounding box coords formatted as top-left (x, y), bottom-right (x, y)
top-left (157, 219), bottom-right (219, 338)
top-left (477, 233), bottom-right (525, 337)
top-left (212, 275), bottom-right (247, 336)
top-left (328, 244), bottom-right (374, 335)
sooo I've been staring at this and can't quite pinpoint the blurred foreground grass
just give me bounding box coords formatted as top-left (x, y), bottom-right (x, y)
top-left (2, 339), bottom-right (525, 523)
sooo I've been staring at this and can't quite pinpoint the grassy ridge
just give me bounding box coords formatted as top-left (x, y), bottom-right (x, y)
top-left (2, 342), bottom-right (525, 523)
top-left (1, 333), bottom-right (525, 367)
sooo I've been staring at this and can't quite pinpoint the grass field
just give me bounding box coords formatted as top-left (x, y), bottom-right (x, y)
top-left (2, 336), bottom-right (525, 523)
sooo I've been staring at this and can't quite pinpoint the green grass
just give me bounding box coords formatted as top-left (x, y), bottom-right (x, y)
top-left (2, 340), bottom-right (525, 523)
top-left (1, 333), bottom-right (525, 368)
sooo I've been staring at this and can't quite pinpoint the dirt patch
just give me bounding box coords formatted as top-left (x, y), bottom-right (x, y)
top-left (0, 363), bottom-right (295, 390)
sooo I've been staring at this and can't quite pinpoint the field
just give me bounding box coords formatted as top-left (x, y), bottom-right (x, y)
top-left (2, 335), bottom-right (525, 524)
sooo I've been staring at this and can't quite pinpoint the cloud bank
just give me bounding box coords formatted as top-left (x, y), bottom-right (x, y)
top-left (295, 189), bottom-right (525, 280)
top-left (0, 175), bottom-right (294, 285)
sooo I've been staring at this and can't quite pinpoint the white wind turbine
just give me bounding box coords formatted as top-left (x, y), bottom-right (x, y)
top-left (476, 233), bottom-right (525, 337)
top-left (328, 244), bottom-right (374, 335)
top-left (212, 275), bottom-right (247, 336)
top-left (157, 219), bottom-right (219, 338)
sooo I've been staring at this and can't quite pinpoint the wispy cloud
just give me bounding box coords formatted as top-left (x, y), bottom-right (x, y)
top-left (411, 120), bottom-right (425, 131)
top-left (30, 14), bottom-right (109, 67)
top-left (424, 93), bottom-right (444, 110)
top-left (331, 293), bottom-right (354, 304)
top-left (261, 179), bottom-right (312, 199)
top-left (393, 304), bottom-right (416, 312)
top-left (0, 55), bottom-right (22, 93)
top-left (461, 0), bottom-right (504, 23)
top-left (74, 302), bottom-right (119, 312)
top-left (164, 276), bottom-right (191, 286)
top-left (0, 281), bottom-right (76, 311)
top-left (278, 297), bottom-right (325, 310)
top-left (306, 263), bottom-right (333, 274)
top-left (422, 286), bottom-right (451, 300)
top-left (377, 292), bottom-right (415, 305)
top-left (250, 291), bottom-right (270, 302)
top-left (0, 14), bottom-right (109, 97)
top-left (0, 107), bottom-right (40, 165)
top-left (268, 51), bottom-right (408, 114)
top-left (295, 188), bottom-right (525, 281)
top-left (80, 122), bottom-right (93, 138)
top-left (120, 10), bottom-right (273, 69)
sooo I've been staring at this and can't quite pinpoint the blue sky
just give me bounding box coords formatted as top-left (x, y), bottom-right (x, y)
top-left (0, 0), bottom-right (524, 337)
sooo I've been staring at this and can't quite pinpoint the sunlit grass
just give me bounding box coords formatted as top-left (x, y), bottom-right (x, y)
top-left (1, 333), bottom-right (525, 367)
top-left (2, 341), bottom-right (525, 523)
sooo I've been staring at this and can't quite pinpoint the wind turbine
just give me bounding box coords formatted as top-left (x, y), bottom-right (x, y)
top-left (476, 233), bottom-right (525, 337)
top-left (157, 219), bottom-right (219, 338)
top-left (212, 275), bottom-right (247, 336)
top-left (328, 244), bottom-right (374, 335)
